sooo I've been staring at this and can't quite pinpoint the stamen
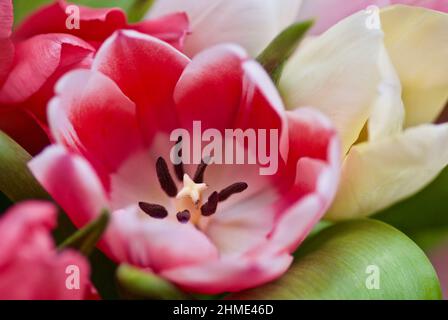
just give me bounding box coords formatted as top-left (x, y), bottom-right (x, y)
top-left (201, 191), bottom-right (219, 216)
top-left (156, 157), bottom-right (178, 197)
top-left (139, 202), bottom-right (168, 219)
top-left (218, 182), bottom-right (248, 202)
top-left (193, 159), bottom-right (208, 183)
top-left (176, 210), bottom-right (191, 224)
top-left (174, 137), bottom-right (184, 182)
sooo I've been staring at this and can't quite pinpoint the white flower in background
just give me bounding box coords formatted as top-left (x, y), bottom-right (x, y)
top-left (280, 5), bottom-right (448, 219)
top-left (146, 0), bottom-right (303, 57)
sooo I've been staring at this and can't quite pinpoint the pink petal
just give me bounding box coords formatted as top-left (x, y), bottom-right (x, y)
top-left (131, 12), bottom-right (190, 51)
top-left (0, 33), bottom-right (94, 104)
top-left (174, 44), bottom-right (248, 131)
top-left (0, 201), bottom-right (56, 263)
top-left (270, 108), bottom-right (341, 252)
top-left (13, 0), bottom-right (127, 47)
top-left (0, 0), bottom-right (13, 86)
top-left (107, 205), bottom-right (219, 271)
top-left (202, 184), bottom-right (280, 256)
top-left (0, 201), bottom-right (90, 300)
top-left (93, 30), bottom-right (189, 143)
top-left (14, 1), bottom-right (190, 50)
top-left (161, 253), bottom-right (293, 294)
top-left (28, 145), bottom-right (108, 229)
top-left (0, 0), bottom-right (12, 38)
top-left (174, 44), bottom-right (286, 136)
top-left (0, 38), bottom-right (13, 86)
top-left (49, 69), bottom-right (143, 176)
top-left (107, 148), bottom-right (173, 211)
top-left (237, 59), bottom-right (286, 133)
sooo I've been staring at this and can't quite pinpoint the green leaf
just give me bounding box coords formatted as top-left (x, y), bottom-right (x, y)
top-left (57, 210), bottom-right (120, 299)
top-left (230, 219), bottom-right (441, 300)
top-left (117, 264), bottom-right (189, 300)
top-left (57, 210), bottom-right (120, 300)
top-left (58, 210), bottom-right (110, 256)
top-left (12, 0), bottom-right (51, 25)
top-left (0, 131), bottom-right (49, 202)
top-left (374, 166), bottom-right (448, 244)
top-left (90, 248), bottom-right (120, 300)
top-left (0, 191), bottom-right (12, 213)
top-left (257, 20), bottom-right (313, 84)
top-left (127, 0), bottom-right (155, 23)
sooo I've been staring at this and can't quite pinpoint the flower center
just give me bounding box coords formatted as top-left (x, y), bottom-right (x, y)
top-left (138, 139), bottom-right (248, 225)
top-left (175, 173), bottom-right (207, 225)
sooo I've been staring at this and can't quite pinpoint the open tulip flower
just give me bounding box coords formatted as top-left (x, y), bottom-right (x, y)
top-left (28, 31), bottom-right (340, 294)
top-left (0, 0), bottom-right (188, 155)
top-left (1, 0), bottom-right (448, 302)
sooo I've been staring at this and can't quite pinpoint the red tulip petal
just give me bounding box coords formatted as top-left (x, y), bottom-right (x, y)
top-left (14, 0), bottom-right (127, 46)
top-left (131, 12), bottom-right (190, 51)
top-left (49, 69), bottom-right (143, 176)
top-left (0, 0), bottom-right (12, 38)
top-left (161, 252), bottom-right (292, 294)
top-left (0, 33), bottom-right (94, 104)
top-left (93, 30), bottom-right (189, 144)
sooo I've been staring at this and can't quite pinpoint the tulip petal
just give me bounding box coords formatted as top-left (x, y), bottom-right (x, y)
top-left (327, 124), bottom-right (448, 219)
top-left (148, 0), bottom-right (302, 57)
top-left (269, 108), bottom-right (340, 251)
top-left (109, 205), bottom-right (219, 271)
top-left (280, 9), bottom-right (386, 153)
top-left (175, 44), bottom-right (287, 140)
top-left (203, 108), bottom-right (340, 256)
top-left (0, 201), bottom-right (90, 300)
top-left (28, 145), bottom-right (108, 228)
top-left (14, 0), bottom-right (127, 45)
top-left (93, 30), bottom-right (189, 143)
top-left (174, 44), bottom-right (248, 131)
top-left (367, 46), bottom-right (404, 141)
top-left (48, 69), bottom-right (143, 174)
top-left (380, 5), bottom-right (448, 127)
top-left (0, 0), bottom-right (12, 38)
top-left (131, 12), bottom-right (189, 51)
top-left (0, 38), bottom-right (13, 87)
top-left (161, 252), bottom-right (293, 294)
top-left (0, 33), bottom-right (94, 104)
top-left (0, 0), bottom-right (13, 86)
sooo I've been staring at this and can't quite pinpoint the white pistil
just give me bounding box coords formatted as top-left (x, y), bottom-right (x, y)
top-left (176, 174), bottom-right (207, 204)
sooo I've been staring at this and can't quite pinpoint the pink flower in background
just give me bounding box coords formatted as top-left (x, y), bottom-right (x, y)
top-left (298, 0), bottom-right (448, 34)
top-left (0, 201), bottom-right (90, 300)
top-left (0, 0), bottom-right (189, 155)
top-left (29, 30), bottom-right (340, 294)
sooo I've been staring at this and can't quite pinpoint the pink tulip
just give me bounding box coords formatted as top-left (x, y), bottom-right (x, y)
top-left (0, 201), bottom-right (90, 299)
top-left (0, 0), bottom-right (189, 155)
top-left (29, 30), bottom-right (340, 294)
top-left (298, 0), bottom-right (448, 34)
